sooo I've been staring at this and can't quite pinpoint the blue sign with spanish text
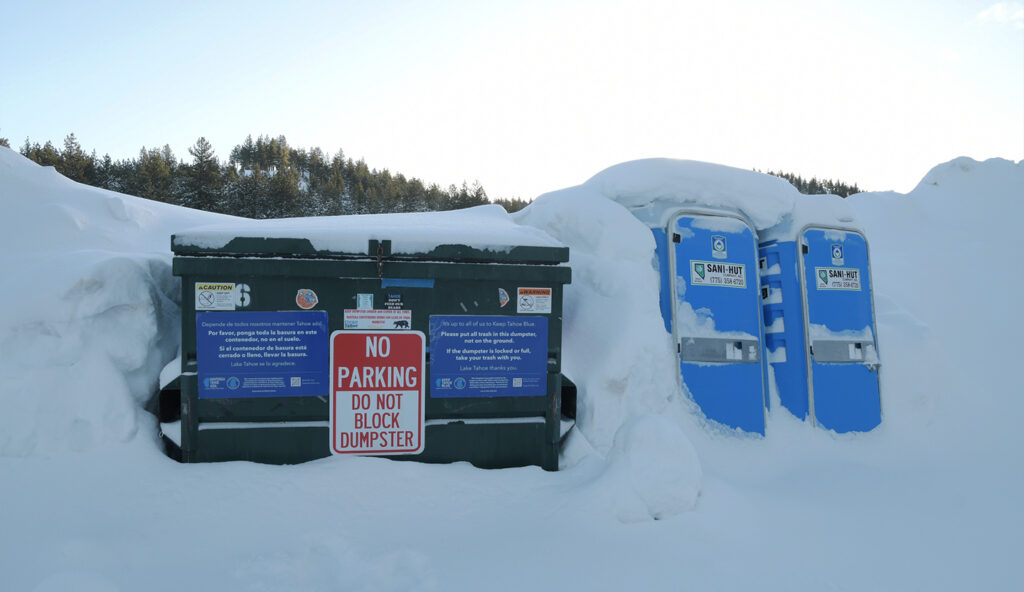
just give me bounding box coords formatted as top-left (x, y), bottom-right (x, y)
top-left (429, 315), bottom-right (548, 398)
top-left (197, 310), bottom-right (329, 399)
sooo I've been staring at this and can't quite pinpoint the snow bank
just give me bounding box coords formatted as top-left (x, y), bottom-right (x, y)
top-left (515, 178), bottom-right (703, 517)
top-left (0, 147), bottom-right (222, 456)
top-left (846, 156), bottom-right (1024, 455)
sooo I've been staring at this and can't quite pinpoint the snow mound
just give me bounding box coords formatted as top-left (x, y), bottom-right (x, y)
top-left (581, 158), bottom-right (800, 230)
top-left (0, 147), bottom-right (217, 457)
top-left (0, 147), bottom-right (232, 255)
top-left (515, 190), bottom-right (690, 454)
top-left (910, 156), bottom-right (1023, 199)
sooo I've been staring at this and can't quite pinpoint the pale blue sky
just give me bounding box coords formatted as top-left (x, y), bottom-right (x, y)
top-left (2, 0), bottom-right (1021, 199)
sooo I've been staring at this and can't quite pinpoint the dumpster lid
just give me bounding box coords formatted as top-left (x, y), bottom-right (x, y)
top-left (171, 205), bottom-right (568, 264)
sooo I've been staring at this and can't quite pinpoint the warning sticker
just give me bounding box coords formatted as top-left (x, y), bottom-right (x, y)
top-left (690, 261), bottom-right (747, 288)
top-left (344, 309), bottom-right (412, 330)
top-left (196, 282), bottom-right (237, 311)
top-left (517, 287), bottom-right (552, 314)
top-left (816, 267), bottom-right (862, 291)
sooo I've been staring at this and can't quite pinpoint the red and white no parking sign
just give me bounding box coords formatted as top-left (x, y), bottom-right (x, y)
top-left (330, 330), bottom-right (425, 455)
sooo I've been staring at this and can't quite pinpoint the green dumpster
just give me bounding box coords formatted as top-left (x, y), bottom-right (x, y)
top-left (164, 216), bottom-right (571, 470)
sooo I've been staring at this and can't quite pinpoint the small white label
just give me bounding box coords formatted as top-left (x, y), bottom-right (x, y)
top-left (344, 309), bottom-right (412, 330)
top-left (517, 288), bottom-right (552, 314)
top-left (815, 267), bottom-right (862, 290)
top-left (357, 294), bottom-right (374, 310)
top-left (690, 261), bottom-right (747, 289)
top-left (196, 282), bottom-right (236, 310)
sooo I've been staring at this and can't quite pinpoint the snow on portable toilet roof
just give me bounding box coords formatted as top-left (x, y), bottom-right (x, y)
top-left (758, 192), bottom-right (863, 243)
top-left (582, 158), bottom-right (800, 231)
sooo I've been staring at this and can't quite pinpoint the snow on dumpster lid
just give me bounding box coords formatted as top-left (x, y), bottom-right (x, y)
top-left (171, 204), bottom-right (568, 264)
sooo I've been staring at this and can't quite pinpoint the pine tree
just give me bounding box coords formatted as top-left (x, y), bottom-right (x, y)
top-left (186, 137), bottom-right (222, 211)
top-left (95, 154), bottom-right (114, 190)
top-left (21, 138), bottom-right (61, 167)
top-left (58, 133), bottom-right (94, 183)
top-left (136, 146), bottom-right (175, 202)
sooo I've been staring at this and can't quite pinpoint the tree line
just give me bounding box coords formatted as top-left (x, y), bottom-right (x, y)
top-left (2, 131), bottom-right (862, 214)
top-left (8, 132), bottom-right (530, 217)
top-left (759, 169), bottom-right (862, 197)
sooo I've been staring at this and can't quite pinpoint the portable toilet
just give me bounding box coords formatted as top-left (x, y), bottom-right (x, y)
top-left (759, 205), bottom-right (881, 432)
top-left (633, 203), bottom-right (768, 435)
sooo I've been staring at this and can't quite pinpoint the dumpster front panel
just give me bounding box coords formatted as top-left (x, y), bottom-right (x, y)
top-left (801, 228), bottom-right (881, 432)
top-left (174, 253), bottom-right (568, 468)
top-left (669, 213), bottom-right (767, 434)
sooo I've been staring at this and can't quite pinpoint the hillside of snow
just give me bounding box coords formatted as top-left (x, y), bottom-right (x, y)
top-left (1, 146), bottom-right (1021, 590)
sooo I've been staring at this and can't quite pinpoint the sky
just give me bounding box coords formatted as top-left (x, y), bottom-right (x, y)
top-left (2, 0), bottom-right (1021, 199)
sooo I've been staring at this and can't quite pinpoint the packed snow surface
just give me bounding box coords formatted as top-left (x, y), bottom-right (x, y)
top-left (2, 148), bottom-right (1023, 590)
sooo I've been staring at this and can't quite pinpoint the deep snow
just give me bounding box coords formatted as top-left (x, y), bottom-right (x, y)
top-left (1, 147), bottom-right (1022, 591)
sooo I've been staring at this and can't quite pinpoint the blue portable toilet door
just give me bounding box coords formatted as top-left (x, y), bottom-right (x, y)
top-left (799, 227), bottom-right (882, 432)
top-left (668, 211), bottom-right (767, 434)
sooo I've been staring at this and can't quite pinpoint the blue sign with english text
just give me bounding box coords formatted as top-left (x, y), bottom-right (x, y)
top-left (197, 310), bottom-right (329, 399)
top-left (429, 315), bottom-right (548, 398)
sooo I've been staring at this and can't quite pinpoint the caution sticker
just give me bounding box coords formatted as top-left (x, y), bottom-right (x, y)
top-left (517, 287), bottom-right (552, 314)
top-left (196, 282), bottom-right (237, 311)
top-left (816, 267), bottom-right (862, 290)
top-left (690, 261), bottom-right (747, 288)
